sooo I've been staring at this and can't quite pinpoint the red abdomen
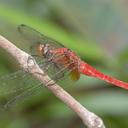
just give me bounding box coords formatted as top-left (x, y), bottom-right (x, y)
top-left (79, 61), bottom-right (128, 90)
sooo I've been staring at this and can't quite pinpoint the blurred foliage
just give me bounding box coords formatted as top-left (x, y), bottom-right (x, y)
top-left (0, 0), bottom-right (128, 128)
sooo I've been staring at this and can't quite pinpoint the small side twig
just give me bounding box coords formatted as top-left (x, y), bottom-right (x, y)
top-left (0, 35), bottom-right (105, 128)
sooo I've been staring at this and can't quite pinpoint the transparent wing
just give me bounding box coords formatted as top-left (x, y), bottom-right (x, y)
top-left (0, 70), bottom-right (42, 110)
top-left (0, 58), bottom-right (65, 110)
top-left (18, 24), bottom-right (64, 55)
top-left (0, 24), bottom-right (79, 109)
top-left (0, 70), bottom-right (38, 95)
top-left (0, 58), bottom-right (79, 110)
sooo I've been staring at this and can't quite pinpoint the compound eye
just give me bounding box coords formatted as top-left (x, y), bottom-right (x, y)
top-left (36, 44), bottom-right (44, 56)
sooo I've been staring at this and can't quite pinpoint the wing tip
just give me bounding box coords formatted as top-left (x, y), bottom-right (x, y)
top-left (17, 24), bottom-right (26, 32)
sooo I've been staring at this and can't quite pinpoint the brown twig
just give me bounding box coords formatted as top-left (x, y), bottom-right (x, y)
top-left (0, 35), bottom-right (105, 128)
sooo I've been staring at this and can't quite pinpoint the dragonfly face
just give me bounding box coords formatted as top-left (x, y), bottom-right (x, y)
top-left (37, 43), bottom-right (52, 57)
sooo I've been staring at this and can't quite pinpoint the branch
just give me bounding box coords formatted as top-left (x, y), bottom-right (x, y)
top-left (0, 35), bottom-right (105, 128)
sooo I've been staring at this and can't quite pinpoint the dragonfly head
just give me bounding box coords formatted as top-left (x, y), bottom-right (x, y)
top-left (37, 44), bottom-right (51, 57)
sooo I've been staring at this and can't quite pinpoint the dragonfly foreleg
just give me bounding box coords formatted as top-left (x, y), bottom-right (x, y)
top-left (46, 61), bottom-right (76, 86)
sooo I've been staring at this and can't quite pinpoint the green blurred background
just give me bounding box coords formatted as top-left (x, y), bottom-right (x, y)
top-left (0, 0), bottom-right (128, 128)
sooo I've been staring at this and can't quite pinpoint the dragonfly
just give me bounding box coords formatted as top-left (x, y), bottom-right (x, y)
top-left (17, 24), bottom-right (128, 90)
top-left (0, 24), bottom-right (128, 109)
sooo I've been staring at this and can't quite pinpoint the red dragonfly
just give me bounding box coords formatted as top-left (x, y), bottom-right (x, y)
top-left (18, 24), bottom-right (128, 90)
top-left (0, 24), bottom-right (128, 110)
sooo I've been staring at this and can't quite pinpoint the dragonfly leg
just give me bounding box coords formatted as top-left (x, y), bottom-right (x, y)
top-left (53, 63), bottom-right (65, 79)
top-left (51, 53), bottom-right (75, 80)
top-left (46, 61), bottom-right (75, 86)
top-left (40, 53), bottom-right (66, 73)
